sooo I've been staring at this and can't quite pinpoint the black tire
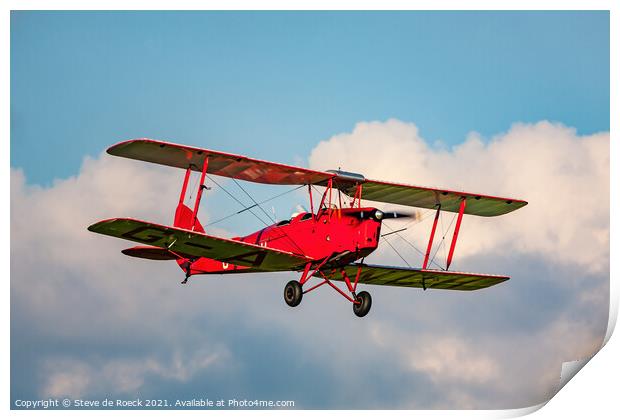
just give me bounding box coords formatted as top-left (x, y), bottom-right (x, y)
top-left (284, 280), bottom-right (303, 307)
top-left (353, 291), bottom-right (372, 317)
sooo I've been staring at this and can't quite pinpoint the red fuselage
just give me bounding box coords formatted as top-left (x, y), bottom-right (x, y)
top-left (184, 207), bottom-right (383, 275)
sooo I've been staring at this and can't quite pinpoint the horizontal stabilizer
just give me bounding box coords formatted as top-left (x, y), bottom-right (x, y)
top-left (121, 246), bottom-right (183, 260)
top-left (88, 218), bottom-right (310, 271)
top-left (327, 263), bottom-right (509, 291)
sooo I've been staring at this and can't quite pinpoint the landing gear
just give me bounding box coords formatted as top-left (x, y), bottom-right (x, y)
top-left (353, 291), bottom-right (372, 317)
top-left (285, 263), bottom-right (372, 316)
top-left (284, 280), bottom-right (303, 307)
top-left (180, 260), bottom-right (192, 284)
top-left (181, 272), bottom-right (190, 284)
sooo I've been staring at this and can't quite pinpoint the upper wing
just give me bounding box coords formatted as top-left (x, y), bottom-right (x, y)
top-left (333, 263), bottom-right (509, 291)
top-left (326, 175), bottom-right (527, 217)
top-left (108, 139), bottom-right (526, 216)
top-left (108, 139), bottom-right (333, 185)
top-left (88, 218), bottom-right (310, 270)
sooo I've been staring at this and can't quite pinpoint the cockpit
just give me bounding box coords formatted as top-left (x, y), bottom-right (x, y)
top-left (276, 212), bottom-right (313, 226)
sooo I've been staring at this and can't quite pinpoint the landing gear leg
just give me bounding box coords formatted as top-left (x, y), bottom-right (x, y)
top-left (181, 272), bottom-right (191, 284)
top-left (341, 268), bottom-right (372, 317)
top-left (180, 260), bottom-right (192, 285)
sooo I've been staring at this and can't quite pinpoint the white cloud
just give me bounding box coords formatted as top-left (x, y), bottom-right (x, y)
top-left (10, 120), bottom-right (610, 408)
top-left (10, 153), bottom-right (238, 335)
top-left (368, 308), bottom-right (605, 409)
top-left (11, 154), bottom-right (238, 398)
top-left (309, 119), bottom-right (609, 273)
top-left (43, 350), bottom-right (223, 398)
top-left (42, 361), bottom-right (92, 399)
top-left (370, 325), bottom-right (499, 384)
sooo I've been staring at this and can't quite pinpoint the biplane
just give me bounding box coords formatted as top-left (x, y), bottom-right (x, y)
top-left (88, 139), bottom-right (527, 317)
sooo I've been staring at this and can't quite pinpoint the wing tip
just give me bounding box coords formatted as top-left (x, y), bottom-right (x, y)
top-left (87, 220), bottom-right (105, 232)
top-left (477, 199), bottom-right (528, 217)
top-left (87, 217), bottom-right (128, 233)
top-left (106, 138), bottom-right (156, 156)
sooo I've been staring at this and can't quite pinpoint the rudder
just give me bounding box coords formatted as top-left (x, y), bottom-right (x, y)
top-left (174, 203), bottom-right (205, 233)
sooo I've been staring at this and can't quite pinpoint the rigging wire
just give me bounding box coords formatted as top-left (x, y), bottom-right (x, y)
top-left (311, 184), bottom-right (340, 208)
top-left (429, 210), bottom-right (458, 270)
top-left (206, 175), bottom-right (271, 227)
top-left (205, 184), bottom-right (304, 227)
top-left (231, 179), bottom-right (307, 256)
top-left (311, 185), bottom-right (325, 206)
top-left (187, 169), bottom-right (199, 201)
top-left (440, 211), bottom-right (448, 267)
top-left (381, 213), bottom-right (444, 270)
top-left (312, 184), bottom-right (444, 269)
top-left (194, 171), bottom-right (466, 271)
top-left (381, 235), bottom-right (412, 267)
top-left (380, 221), bottom-right (426, 258)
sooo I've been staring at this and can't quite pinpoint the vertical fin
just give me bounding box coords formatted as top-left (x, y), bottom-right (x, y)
top-left (174, 203), bottom-right (205, 233)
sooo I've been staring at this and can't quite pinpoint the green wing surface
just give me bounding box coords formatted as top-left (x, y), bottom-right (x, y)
top-left (107, 139), bottom-right (333, 185)
top-left (331, 179), bottom-right (527, 217)
top-left (88, 218), bottom-right (310, 270)
top-left (108, 139), bottom-right (526, 217)
top-left (331, 263), bottom-right (509, 291)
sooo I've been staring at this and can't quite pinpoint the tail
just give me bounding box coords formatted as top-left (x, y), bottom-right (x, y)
top-left (119, 204), bottom-right (204, 261)
top-left (174, 203), bottom-right (205, 233)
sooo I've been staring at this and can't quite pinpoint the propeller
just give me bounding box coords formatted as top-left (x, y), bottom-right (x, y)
top-left (378, 210), bottom-right (416, 220)
top-left (350, 209), bottom-right (419, 221)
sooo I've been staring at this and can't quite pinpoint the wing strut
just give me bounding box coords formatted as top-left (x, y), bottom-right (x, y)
top-left (351, 183), bottom-right (363, 208)
top-left (173, 166), bottom-right (193, 227)
top-left (446, 198), bottom-right (467, 270)
top-left (422, 204), bottom-right (442, 270)
top-left (178, 167), bottom-right (192, 206)
top-left (192, 157), bottom-right (209, 230)
top-left (318, 179), bottom-right (334, 211)
top-left (308, 185), bottom-right (315, 216)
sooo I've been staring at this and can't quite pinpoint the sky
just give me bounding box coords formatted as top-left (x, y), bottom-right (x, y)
top-left (11, 11), bottom-right (609, 185)
top-left (10, 11), bottom-right (610, 410)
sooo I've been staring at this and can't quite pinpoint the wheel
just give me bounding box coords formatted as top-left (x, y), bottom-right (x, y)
top-left (284, 280), bottom-right (303, 307)
top-left (353, 291), bottom-right (372, 317)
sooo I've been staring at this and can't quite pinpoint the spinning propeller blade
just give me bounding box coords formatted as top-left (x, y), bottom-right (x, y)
top-left (349, 209), bottom-right (419, 221)
top-left (379, 210), bottom-right (416, 219)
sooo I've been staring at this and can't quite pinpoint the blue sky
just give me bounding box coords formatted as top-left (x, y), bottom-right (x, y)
top-left (11, 11), bottom-right (609, 185)
top-left (10, 11), bottom-right (610, 410)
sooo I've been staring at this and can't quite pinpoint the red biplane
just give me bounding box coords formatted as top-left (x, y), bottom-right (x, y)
top-left (88, 139), bottom-right (527, 317)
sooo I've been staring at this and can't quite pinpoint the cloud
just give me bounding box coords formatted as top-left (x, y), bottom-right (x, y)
top-left (370, 327), bottom-right (500, 385)
top-left (11, 120), bottom-right (609, 409)
top-left (42, 350), bottom-right (223, 398)
top-left (309, 119), bottom-right (609, 273)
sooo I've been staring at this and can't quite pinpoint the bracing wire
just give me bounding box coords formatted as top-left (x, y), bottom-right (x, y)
top-left (382, 235), bottom-right (412, 267)
top-left (206, 175), bottom-right (271, 226)
top-left (187, 170), bottom-right (199, 201)
top-left (311, 184), bottom-right (444, 269)
top-left (231, 179), bottom-right (307, 256)
top-left (206, 184), bottom-right (304, 227)
top-left (311, 184), bottom-right (338, 208)
top-left (232, 179), bottom-right (278, 224)
top-left (429, 211), bottom-right (458, 270)
top-left (381, 211), bottom-right (444, 270)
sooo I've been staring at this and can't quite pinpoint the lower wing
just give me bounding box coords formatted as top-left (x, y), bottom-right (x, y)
top-left (335, 263), bottom-right (509, 291)
top-left (88, 218), bottom-right (310, 271)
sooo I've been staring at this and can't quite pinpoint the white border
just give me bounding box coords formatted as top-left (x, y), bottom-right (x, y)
top-left (0, 0), bottom-right (616, 11)
top-left (3, 2), bottom-right (616, 419)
